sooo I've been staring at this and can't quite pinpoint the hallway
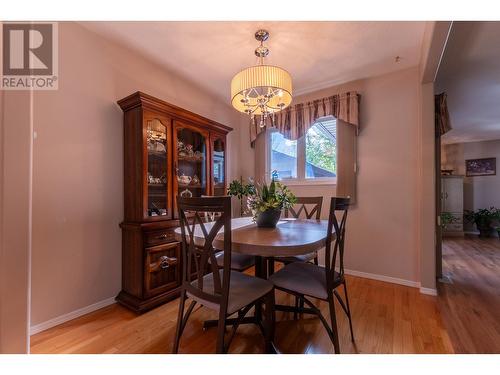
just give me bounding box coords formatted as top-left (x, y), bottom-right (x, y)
top-left (438, 235), bottom-right (500, 353)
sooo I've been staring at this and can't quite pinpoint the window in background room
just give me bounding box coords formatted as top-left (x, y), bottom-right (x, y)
top-left (269, 116), bottom-right (337, 184)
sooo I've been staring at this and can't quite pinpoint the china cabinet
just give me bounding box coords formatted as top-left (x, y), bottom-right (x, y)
top-left (117, 92), bottom-right (232, 313)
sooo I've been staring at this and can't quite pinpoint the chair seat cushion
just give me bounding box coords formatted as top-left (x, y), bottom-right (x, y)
top-left (269, 262), bottom-right (342, 300)
top-left (188, 270), bottom-right (273, 315)
top-left (214, 252), bottom-right (255, 271)
top-left (274, 251), bottom-right (317, 264)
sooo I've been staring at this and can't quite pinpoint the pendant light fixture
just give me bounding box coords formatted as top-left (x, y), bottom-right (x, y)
top-left (231, 30), bottom-right (293, 127)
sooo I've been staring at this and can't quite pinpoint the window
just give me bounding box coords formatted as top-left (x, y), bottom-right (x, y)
top-left (270, 131), bottom-right (297, 179)
top-left (269, 117), bottom-right (337, 184)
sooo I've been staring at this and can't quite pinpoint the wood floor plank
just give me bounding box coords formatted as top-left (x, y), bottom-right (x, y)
top-left (30, 271), bottom-right (455, 354)
top-left (438, 235), bottom-right (500, 353)
top-left (34, 232), bottom-right (500, 355)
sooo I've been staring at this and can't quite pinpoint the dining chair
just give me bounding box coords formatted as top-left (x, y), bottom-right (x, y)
top-left (173, 196), bottom-right (275, 354)
top-left (267, 197), bottom-right (323, 318)
top-left (269, 197), bottom-right (354, 354)
top-left (201, 195), bottom-right (256, 272)
top-left (274, 196), bottom-right (323, 267)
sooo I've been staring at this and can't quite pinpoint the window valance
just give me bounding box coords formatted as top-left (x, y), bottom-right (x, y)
top-left (435, 92), bottom-right (452, 135)
top-left (250, 91), bottom-right (360, 145)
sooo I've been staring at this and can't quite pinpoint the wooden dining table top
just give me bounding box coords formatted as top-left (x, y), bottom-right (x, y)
top-left (174, 216), bottom-right (332, 257)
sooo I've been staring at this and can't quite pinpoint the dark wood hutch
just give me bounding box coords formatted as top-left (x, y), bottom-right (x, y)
top-left (117, 92), bottom-right (232, 313)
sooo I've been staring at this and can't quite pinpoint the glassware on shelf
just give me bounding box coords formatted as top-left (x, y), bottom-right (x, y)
top-left (147, 119), bottom-right (168, 217)
top-left (176, 127), bottom-right (207, 198)
top-left (212, 137), bottom-right (225, 195)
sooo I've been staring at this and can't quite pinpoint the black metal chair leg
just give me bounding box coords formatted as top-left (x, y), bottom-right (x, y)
top-left (264, 291), bottom-right (276, 353)
top-left (293, 296), bottom-right (299, 320)
top-left (268, 258), bottom-right (275, 277)
top-left (343, 281), bottom-right (355, 342)
top-left (327, 294), bottom-right (341, 354)
top-left (216, 312), bottom-right (227, 354)
top-left (172, 290), bottom-right (187, 353)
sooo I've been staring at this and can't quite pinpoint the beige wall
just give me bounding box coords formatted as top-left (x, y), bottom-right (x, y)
top-left (0, 90), bottom-right (32, 353)
top-left (30, 22), bottom-right (243, 327)
top-left (252, 67), bottom-right (422, 283)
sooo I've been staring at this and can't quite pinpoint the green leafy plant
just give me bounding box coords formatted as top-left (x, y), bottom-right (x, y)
top-left (227, 176), bottom-right (296, 220)
top-left (227, 179), bottom-right (255, 200)
top-left (464, 207), bottom-right (500, 236)
top-left (246, 179), bottom-right (296, 218)
top-left (441, 212), bottom-right (459, 230)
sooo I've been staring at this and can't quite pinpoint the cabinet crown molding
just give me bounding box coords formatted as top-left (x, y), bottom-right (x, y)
top-left (117, 91), bottom-right (233, 134)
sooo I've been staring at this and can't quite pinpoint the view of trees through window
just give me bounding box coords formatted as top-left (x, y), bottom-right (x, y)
top-left (270, 118), bottom-right (336, 180)
top-left (305, 121), bottom-right (336, 178)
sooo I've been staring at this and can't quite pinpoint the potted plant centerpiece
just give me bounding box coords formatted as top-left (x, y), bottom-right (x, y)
top-left (464, 207), bottom-right (500, 237)
top-left (228, 177), bottom-right (296, 228)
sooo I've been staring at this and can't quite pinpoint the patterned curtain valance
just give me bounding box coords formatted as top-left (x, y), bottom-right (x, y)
top-left (435, 92), bottom-right (452, 136)
top-left (250, 91), bottom-right (360, 144)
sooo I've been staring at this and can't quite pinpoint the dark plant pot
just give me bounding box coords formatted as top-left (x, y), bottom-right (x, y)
top-left (496, 230), bottom-right (500, 239)
top-left (256, 209), bottom-right (281, 228)
top-left (477, 226), bottom-right (492, 238)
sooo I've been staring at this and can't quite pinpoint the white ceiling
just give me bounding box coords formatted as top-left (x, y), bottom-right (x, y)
top-left (437, 22), bottom-right (500, 144)
top-left (82, 21), bottom-right (425, 103)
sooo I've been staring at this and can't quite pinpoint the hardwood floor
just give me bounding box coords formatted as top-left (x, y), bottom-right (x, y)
top-left (30, 235), bottom-right (500, 354)
top-left (438, 235), bottom-right (500, 353)
top-left (30, 272), bottom-right (454, 354)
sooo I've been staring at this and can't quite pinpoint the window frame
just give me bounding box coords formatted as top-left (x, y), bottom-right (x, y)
top-left (266, 117), bottom-right (337, 186)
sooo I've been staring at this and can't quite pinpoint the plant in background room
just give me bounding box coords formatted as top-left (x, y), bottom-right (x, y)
top-left (441, 212), bottom-right (459, 231)
top-left (464, 207), bottom-right (500, 237)
top-left (228, 174), bottom-right (296, 228)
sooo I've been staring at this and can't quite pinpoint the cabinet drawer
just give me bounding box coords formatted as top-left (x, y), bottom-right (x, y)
top-left (144, 229), bottom-right (176, 246)
top-left (144, 242), bottom-right (180, 298)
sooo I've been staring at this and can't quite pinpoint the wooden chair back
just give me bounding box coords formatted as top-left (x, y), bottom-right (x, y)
top-left (284, 196), bottom-right (323, 219)
top-left (324, 197), bottom-right (350, 287)
top-left (177, 196), bottom-right (232, 310)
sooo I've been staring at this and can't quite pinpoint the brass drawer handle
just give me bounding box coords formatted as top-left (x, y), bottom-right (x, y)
top-left (159, 233), bottom-right (168, 240)
top-left (159, 255), bottom-right (176, 269)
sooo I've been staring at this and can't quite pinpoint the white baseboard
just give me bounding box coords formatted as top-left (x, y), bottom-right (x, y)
top-left (344, 268), bottom-right (420, 288)
top-left (30, 296), bottom-right (116, 336)
top-left (419, 287), bottom-right (438, 296)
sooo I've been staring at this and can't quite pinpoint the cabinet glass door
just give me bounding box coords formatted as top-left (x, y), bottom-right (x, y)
top-left (146, 118), bottom-right (169, 217)
top-left (175, 125), bottom-right (208, 199)
top-left (212, 136), bottom-right (226, 196)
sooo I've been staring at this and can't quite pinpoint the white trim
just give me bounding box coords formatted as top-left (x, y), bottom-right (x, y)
top-left (344, 268), bottom-right (420, 288)
top-left (278, 178), bottom-right (337, 186)
top-left (30, 296), bottom-right (116, 336)
top-left (419, 287), bottom-right (438, 296)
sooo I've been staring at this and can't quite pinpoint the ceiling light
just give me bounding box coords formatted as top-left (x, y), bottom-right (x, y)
top-left (231, 30), bottom-right (293, 125)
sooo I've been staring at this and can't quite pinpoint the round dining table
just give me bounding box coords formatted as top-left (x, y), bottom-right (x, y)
top-left (174, 216), bottom-right (330, 260)
top-left (174, 216), bottom-right (331, 280)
